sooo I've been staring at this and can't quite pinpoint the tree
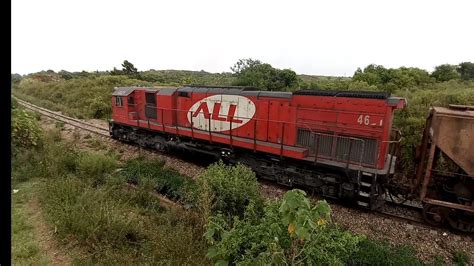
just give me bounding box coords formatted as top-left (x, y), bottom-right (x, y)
top-left (457, 62), bottom-right (474, 80)
top-left (110, 67), bottom-right (122, 76)
top-left (431, 64), bottom-right (460, 82)
top-left (121, 60), bottom-right (139, 78)
top-left (11, 73), bottom-right (22, 84)
top-left (353, 64), bottom-right (434, 92)
top-left (230, 58), bottom-right (297, 91)
top-left (58, 70), bottom-right (73, 80)
top-left (231, 58), bottom-right (262, 74)
top-left (353, 64), bottom-right (392, 86)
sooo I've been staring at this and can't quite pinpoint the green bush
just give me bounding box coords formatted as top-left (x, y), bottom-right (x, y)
top-left (205, 189), bottom-right (360, 265)
top-left (196, 161), bottom-right (264, 219)
top-left (11, 104), bottom-right (43, 183)
top-left (11, 108), bottom-right (42, 151)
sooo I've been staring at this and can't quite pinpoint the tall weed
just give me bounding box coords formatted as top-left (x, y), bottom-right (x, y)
top-left (76, 152), bottom-right (118, 185)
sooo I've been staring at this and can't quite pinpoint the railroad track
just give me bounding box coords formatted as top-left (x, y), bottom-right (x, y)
top-left (14, 97), bottom-right (471, 236)
top-left (14, 97), bottom-right (110, 137)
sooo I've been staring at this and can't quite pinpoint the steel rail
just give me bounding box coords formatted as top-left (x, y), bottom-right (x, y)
top-left (15, 97), bottom-right (109, 137)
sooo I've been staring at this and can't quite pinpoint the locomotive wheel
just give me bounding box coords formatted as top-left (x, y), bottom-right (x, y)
top-left (422, 204), bottom-right (449, 227)
top-left (447, 212), bottom-right (474, 233)
top-left (155, 142), bottom-right (167, 152)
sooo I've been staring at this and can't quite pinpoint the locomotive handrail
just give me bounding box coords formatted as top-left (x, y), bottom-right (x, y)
top-left (382, 128), bottom-right (403, 176)
top-left (382, 128), bottom-right (403, 143)
top-left (125, 106), bottom-right (393, 169)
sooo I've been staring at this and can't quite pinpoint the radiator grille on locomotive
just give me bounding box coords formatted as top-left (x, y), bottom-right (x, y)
top-left (296, 129), bottom-right (333, 157)
top-left (296, 128), bottom-right (378, 166)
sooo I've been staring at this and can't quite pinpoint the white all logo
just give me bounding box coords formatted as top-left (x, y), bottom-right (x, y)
top-left (188, 95), bottom-right (256, 132)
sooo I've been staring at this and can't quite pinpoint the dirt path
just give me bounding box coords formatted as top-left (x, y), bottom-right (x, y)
top-left (26, 198), bottom-right (72, 265)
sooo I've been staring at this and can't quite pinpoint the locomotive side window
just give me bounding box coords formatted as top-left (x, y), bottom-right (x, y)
top-left (178, 91), bottom-right (189, 97)
top-left (128, 96), bottom-right (134, 105)
top-left (115, 96), bottom-right (123, 107)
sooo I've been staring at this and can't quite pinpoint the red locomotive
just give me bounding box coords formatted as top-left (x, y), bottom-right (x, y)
top-left (109, 85), bottom-right (473, 232)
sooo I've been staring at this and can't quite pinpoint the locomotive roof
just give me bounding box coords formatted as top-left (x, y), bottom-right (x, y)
top-left (113, 86), bottom-right (400, 101)
top-left (293, 90), bottom-right (391, 99)
top-left (112, 87), bottom-right (136, 96)
top-left (177, 86), bottom-right (292, 98)
top-left (112, 86), bottom-right (166, 96)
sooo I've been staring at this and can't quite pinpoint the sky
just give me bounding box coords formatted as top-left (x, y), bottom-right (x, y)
top-left (11, 0), bottom-right (474, 77)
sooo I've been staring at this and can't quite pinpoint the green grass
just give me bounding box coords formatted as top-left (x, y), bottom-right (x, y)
top-left (120, 157), bottom-right (192, 201)
top-left (11, 180), bottom-right (49, 265)
top-left (12, 126), bottom-right (209, 264)
top-left (76, 151), bottom-right (118, 185)
top-left (348, 238), bottom-right (424, 265)
top-left (453, 250), bottom-right (471, 266)
top-left (40, 175), bottom-right (209, 264)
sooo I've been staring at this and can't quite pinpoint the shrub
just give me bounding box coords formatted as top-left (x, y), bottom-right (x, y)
top-left (205, 189), bottom-right (360, 265)
top-left (196, 161), bottom-right (264, 219)
top-left (11, 108), bottom-right (42, 151)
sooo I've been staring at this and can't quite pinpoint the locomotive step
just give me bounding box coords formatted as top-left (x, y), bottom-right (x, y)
top-left (360, 181), bottom-right (372, 187)
top-left (358, 191), bottom-right (370, 197)
top-left (357, 201), bottom-right (369, 207)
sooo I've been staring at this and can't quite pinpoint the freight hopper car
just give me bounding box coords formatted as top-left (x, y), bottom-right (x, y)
top-left (413, 105), bottom-right (474, 232)
top-left (109, 86), bottom-right (406, 210)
